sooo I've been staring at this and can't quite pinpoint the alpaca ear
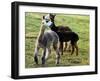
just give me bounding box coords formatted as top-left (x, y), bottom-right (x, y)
top-left (43, 15), bottom-right (45, 19)
top-left (49, 13), bottom-right (56, 18)
top-left (53, 14), bottom-right (56, 17)
top-left (49, 13), bottom-right (56, 17)
top-left (49, 13), bottom-right (52, 16)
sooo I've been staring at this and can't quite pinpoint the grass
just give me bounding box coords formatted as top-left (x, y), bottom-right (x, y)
top-left (25, 12), bottom-right (90, 68)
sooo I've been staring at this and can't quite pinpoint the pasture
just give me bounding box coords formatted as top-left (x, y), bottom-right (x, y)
top-left (25, 12), bottom-right (90, 68)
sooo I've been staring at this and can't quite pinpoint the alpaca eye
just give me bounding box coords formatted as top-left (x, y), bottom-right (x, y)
top-left (46, 20), bottom-right (49, 23)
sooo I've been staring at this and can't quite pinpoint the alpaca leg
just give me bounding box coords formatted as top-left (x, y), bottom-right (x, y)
top-left (64, 42), bottom-right (67, 51)
top-left (45, 48), bottom-right (50, 59)
top-left (49, 48), bottom-right (51, 55)
top-left (60, 42), bottom-right (63, 55)
top-left (53, 43), bottom-right (60, 64)
top-left (56, 48), bottom-right (60, 64)
top-left (67, 41), bottom-right (71, 52)
top-left (41, 48), bottom-right (46, 65)
top-left (34, 46), bottom-right (40, 64)
top-left (71, 44), bottom-right (75, 55)
top-left (45, 48), bottom-right (51, 65)
top-left (41, 48), bottom-right (49, 65)
top-left (74, 43), bottom-right (79, 56)
top-left (59, 42), bottom-right (61, 52)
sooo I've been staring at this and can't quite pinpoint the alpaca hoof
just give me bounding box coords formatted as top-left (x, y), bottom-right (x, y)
top-left (61, 53), bottom-right (63, 55)
top-left (34, 56), bottom-right (38, 65)
top-left (41, 64), bottom-right (46, 67)
top-left (76, 54), bottom-right (78, 56)
top-left (67, 49), bottom-right (71, 52)
top-left (35, 63), bottom-right (38, 65)
top-left (63, 49), bottom-right (66, 52)
top-left (56, 64), bottom-right (59, 66)
top-left (34, 61), bottom-right (38, 65)
top-left (71, 53), bottom-right (73, 55)
top-left (56, 61), bottom-right (60, 65)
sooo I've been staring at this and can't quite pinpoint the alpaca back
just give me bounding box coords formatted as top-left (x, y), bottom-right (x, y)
top-left (41, 30), bottom-right (59, 47)
top-left (56, 31), bottom-right (79, 42)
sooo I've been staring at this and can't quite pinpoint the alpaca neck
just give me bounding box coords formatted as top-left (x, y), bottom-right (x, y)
top-left (50, 21), bottom-right (58, 32)
top-left (38, 24), bottom-right (45, 41)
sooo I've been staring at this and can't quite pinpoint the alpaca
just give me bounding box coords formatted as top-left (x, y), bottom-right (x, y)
top-left (44, 14), bottom-right (79, 55)
top-left (56, 31), bottom-right (79, 56)
top-left (45, 14), bottom-right (72, 52)
top-left (34, 16), bottom-right (60, 65)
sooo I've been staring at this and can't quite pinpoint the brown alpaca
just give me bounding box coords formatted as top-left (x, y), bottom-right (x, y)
top-left (44, 14), bottom-right (79, 55)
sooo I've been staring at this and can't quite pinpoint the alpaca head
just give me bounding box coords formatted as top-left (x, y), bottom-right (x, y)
top-left (44, 13), bottom-right (56, 22)
top-left (42, 15), bottom-right (53, 28)
top-left (49, 13), bottom-right (56, 22)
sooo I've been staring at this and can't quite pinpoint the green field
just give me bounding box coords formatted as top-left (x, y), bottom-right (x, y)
top-left (25, 12), bottom-right (90, 68)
